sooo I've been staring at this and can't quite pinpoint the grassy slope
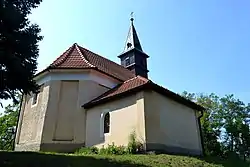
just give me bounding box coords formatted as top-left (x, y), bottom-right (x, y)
top-left (0, 151), bottom-right (249, 167)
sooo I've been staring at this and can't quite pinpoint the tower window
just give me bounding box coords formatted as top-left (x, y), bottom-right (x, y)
top-left (127, 42), bottom-right (132, 49)
top-left (125, 57), bottom-right (130, 66)
top-left (130, 56), bottom-right (135, 64)
top-left (104, 112), bottom-right (110, 134)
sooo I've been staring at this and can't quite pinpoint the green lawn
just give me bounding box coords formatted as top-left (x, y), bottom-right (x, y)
top-left (0, 151), bottom-right (248, 167)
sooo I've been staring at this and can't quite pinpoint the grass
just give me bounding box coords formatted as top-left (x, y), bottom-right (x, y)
top-left (0, 151), bottom-right (249, 167)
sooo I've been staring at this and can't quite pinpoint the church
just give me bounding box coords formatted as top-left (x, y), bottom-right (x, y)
top-left (14, 17), bottom-right (205, 156)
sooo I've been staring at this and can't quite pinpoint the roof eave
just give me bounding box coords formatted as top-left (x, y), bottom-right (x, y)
top-left (33, 68), bottom-right (50, 81)
top-left (33, 67), bottom-right (93, 79)
top-left (118, 48), bottom-right (149, 58)
top-left (83, 84), bottom-right (147, 109)
top-left (148, 83), bottom-right (206, 111)
top-left (33, 66), bottom-right (129, 84)
top-left (83, 81), bottom-right (205, 111)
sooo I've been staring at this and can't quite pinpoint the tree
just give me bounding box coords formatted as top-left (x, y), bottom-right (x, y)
top-left (219, 95), bottom-right (250, 157)
top-left (0, 92), bottom-right (21, 150)
top-left (0, 0), bottom-right (43, 104)
top-left (197, 93), bottom-right (223, 156)
top-left (181, 91), bottom-right (250, 158)
top-left (181, 92), bottom-right (223, 156)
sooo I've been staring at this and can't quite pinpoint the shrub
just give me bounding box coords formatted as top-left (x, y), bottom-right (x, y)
top-left (127, 131), bottom-right (144, 154)
top-left (75, 146), bottom-right (98, 155)
top-left (74, 131), bottom-right (144, 155)
top-left (99, 143), bottom-right (127, 155)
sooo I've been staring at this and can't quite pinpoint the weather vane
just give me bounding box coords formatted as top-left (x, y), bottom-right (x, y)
top-left (130, 12), bottom-right (134, 22)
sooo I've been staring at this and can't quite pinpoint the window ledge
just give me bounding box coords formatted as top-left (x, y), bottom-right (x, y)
top-left (104, 133), bottom-right (111, 137)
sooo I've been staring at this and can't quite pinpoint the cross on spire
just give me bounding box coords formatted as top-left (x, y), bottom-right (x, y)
top-left (130, 12), bottom-right (134, 22)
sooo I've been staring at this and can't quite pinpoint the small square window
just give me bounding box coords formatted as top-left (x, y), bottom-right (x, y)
top-left (32, 92), bottom-right (39, 105)
top-left (130, 56), bottom-right (135, 64)
top-left (125, 57), bottom-right (130, 66)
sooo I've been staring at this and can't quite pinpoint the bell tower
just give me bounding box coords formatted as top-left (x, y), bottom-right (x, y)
top-left (118, 14), bottom-right (149, 78)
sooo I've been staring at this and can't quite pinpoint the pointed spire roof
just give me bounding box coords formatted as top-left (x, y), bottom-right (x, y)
top-left (123, 16), bottom-right (143, 52)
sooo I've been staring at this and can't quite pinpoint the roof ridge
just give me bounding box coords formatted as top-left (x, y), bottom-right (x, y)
top-left (77, 45), bottom-right (134, 74)
top-left (78, 45), bottom-right (106, 60)
top-left (75, 43), bottom-right (96, 68)
top-left (49, 44), bottom-right (75, 67)
top-left (136, 75), bottom-right (150, 82)
top-left (123, 75), bottom-right (149, 83)
top-left (123, 76), bottom-right (138, 83)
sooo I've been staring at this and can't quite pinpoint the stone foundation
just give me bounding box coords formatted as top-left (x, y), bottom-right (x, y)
top-left (15, 142), bottom-right (202, 156)
top-left (40, 143), bottom-right (85, 153)
top-left (15, 142), bottom-right (85, 153)
top-left (15, 143), bottom-right (41, 152)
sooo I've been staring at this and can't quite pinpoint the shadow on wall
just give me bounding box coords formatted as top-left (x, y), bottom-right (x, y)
top-left (0, 151), bottom-right (148, 167)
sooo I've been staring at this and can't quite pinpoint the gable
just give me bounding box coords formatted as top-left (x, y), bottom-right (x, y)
top-left (36, 43), bottom-right (135, 82)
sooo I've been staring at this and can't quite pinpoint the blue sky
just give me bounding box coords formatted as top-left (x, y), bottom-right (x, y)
top-left (1, 0), bottom-right (250, 111)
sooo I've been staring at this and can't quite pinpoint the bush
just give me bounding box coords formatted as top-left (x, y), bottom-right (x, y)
top-left (75, 146), bottom-right (98, 155)
top-left (99, 143), bottom-right (127, 155)
top-left (127, 131), bottom-right (144, 154)
top-left (75, 131), bottom-right (144, 155)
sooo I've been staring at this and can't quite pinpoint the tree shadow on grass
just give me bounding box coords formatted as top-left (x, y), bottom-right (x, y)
top-left (202, 155), bottom-right (250, 167)
top-left (0, 151), bottom-right (148, 167)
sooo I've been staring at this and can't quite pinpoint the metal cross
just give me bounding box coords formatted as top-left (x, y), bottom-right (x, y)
top-left (130, 12), bottom-right (134, 22)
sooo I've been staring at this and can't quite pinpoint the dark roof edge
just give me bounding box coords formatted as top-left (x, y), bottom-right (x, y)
top-left (83, 81), bottom-right (205, 111)
top-left (118, 48), bottom-right (149, 58)
top-left (148, 82), bottom-right (205, 111)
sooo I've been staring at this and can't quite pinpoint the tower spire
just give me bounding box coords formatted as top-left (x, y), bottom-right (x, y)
top-left (123, 12), bottom-right (143, 52)
top-left (118, 14), bottom-right (149, 78)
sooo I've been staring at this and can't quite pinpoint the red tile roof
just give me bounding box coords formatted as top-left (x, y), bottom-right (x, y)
top-left (85, 76), bottom-right (149, 104)
top-left (43, 43), bottom-right (135, 81)
top-left (37, 43), bottom-right (204, 111)
top-left (83, 76), bottom-right (205, 111)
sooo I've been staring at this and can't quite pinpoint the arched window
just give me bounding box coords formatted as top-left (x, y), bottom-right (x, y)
top-left (32, 92), bottom-right (39, 105)
top-left (104, 112), bottom-right (110, 134)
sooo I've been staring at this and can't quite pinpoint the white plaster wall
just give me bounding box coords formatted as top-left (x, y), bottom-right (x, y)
top-left (85, 92), bottom-right (146, 148)
top-left (144, 91), bottom-right (202, 152)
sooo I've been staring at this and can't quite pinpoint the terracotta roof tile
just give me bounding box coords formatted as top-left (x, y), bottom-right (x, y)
top-left (77, 45), bottom-right (135, 81)
top-left (37, 43), bottom-right (204, 111)
top-left (83, 76), bottom-right (205, 111)
top-left (86, 76), bottom-right (149, 105)
top-left (46, 43), bottom-right (135, 81)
